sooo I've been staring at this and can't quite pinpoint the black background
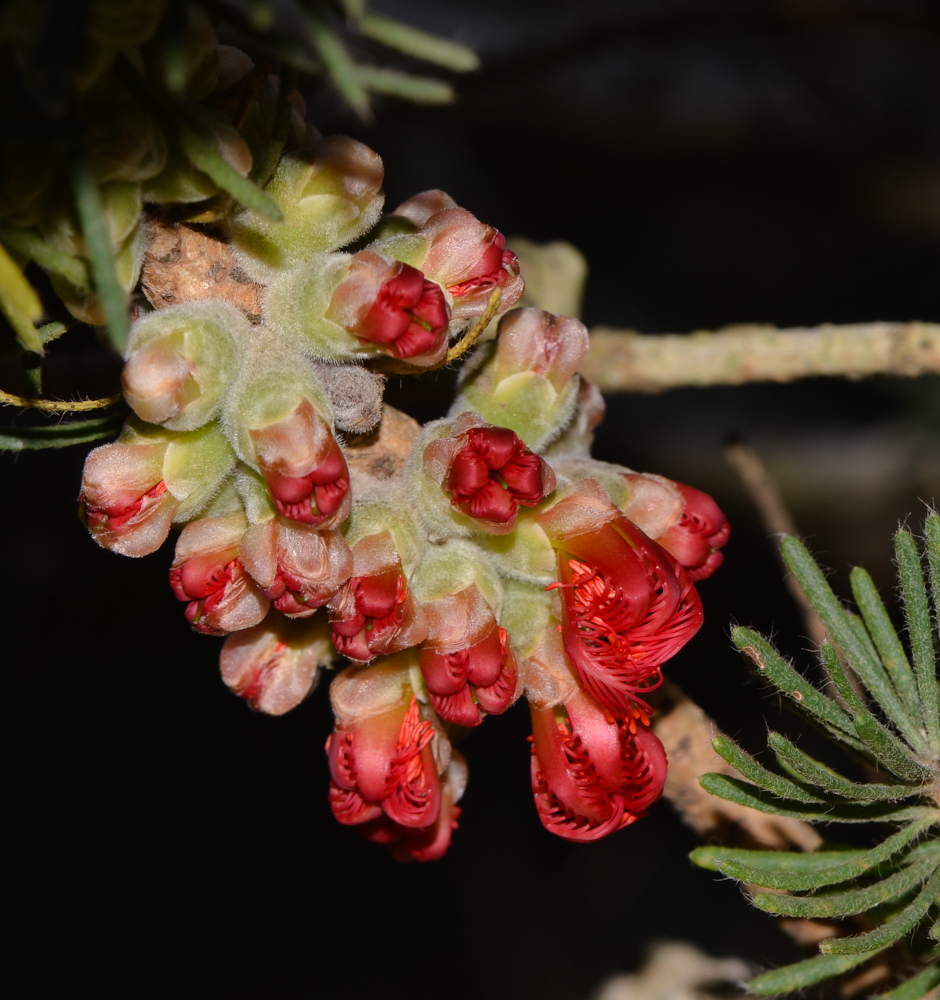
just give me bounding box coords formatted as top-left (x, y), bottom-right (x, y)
top-left (8, 2), bottom-right (940, 997)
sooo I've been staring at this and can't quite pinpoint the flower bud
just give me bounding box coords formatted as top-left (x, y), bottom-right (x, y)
top-left (530, 691), bottom-right (668, 842)
top-left (122, 302), bottom-right (245, 430)
top-left (220, 613), bottom-right (336, 715)
top-left (538, 480), bottom-right (703, 718)
top-left (545, 380), bottom-right (607, 460)
top-left (239, 518), bottom-right (352, 616)
top-left (169, 515), bottom-right (269, 635)
top-left (420, 412), bottom-right (556, 536)
top-left (360, 752), bottom-right (467, 862)
top-left (328, 532), bottom-right (428, 662)
top-left (388, 193), bottom-right (524, 321)
top-left (229, 136), bottom-right (385, 281)
top-left (455, 308), bottom-right (588, 452)
top-left (244, 398), bottom-right (350, 529)
top-left (327, 656), bottom-right (445, 830)
top-left (79, 439), bottom-right (177, 557)
top-left (657, 482), bottom-right (730, 581)
top-left (265, 249), bottom-right (449, 366)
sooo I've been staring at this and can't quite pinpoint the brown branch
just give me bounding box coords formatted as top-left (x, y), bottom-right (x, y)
top-left (582, 322), bottom-right (940, 393)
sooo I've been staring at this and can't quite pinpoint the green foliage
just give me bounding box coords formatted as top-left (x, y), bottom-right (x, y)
top-left (692, 517), bottom-right (940, 996)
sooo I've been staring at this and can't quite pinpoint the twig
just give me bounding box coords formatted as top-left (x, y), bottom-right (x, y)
top-left (582, 322), bottom-right (940, 393)
top-left (724, 440), bottom-right (827, 647)
top-left (0, 388), bottom-right (123, 412)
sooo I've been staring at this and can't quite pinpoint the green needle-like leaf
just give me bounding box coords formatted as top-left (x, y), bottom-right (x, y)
top-left (691, 845), bottom-right (866, 873)
top-left (749, 952), bottom-right (880, 996)
top-left (0, 415), bottom-right (122, 451)
top-left (753, 853), bottom-right (940, 918)
top-left (359, 13), bottom-right (481, 72)
top-left (921, 514), bottom-right (940, 756)
top-left (853, 709), bottom-right (936, 784)
top-left (851, 566), bottom-right (922, 722)
top-left (897, 529), bottom-right (940, 756)
top-left (716, 812), bottom-right (938, 890)
top-left (308, 16), bottom-right (370, 116)
top-left (70, 158), bottom-right (128, 351)
top-left (768, 733), bottom-right (919, 802)
top-left (356, 66), bottom-right (454, 104)
top-left (821, 865), bottom-right (940, 953)
top-left (0, 222), bottom-right (90, 291)
top-left (712, 735), bottom-right (826, 803)
top-left (251, 69), bottom-right (296, 190)
top-left (873, 961), bottom-right (940, 1000)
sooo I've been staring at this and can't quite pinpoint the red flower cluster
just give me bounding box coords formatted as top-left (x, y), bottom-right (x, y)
top-left (358, 263), bottom-right (449, 360)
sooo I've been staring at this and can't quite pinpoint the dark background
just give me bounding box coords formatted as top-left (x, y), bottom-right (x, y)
top-left (7, 1), bottom-right (940, 997)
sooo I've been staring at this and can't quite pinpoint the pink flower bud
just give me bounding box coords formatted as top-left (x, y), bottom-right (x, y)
top-left (239, 518), bottom-right (353, 616)
top-left (249, 399), bottom-right (351, 528)
top-left (423, 413), bottom-right (556, 534)
top-left (327, 533), bottom-right (428, 662)
top-left (530, 691), bottom-right (668, 842)
top-left (79, 441), bottom-right (178, 557)
top-left (419, 585), bottom-right (519, 726)
top-left (391, 193), bottom-right (525, 320)
top-left (327, 688), bottom-right (442, 830)
top-left (358, 753), bottom-right (466, 862)
top-left (326, 250), bottom-right (449, 364)
top-left (493, 308), bottom-right (589, 391)
top-left (657, 482), bottom-right (730, 581)
top-left (169, 516), bottom-right (269, 635)
top-left (538, 481), bottom-right (702, 718)
top-left (220, 614), bottom-right (334, 715)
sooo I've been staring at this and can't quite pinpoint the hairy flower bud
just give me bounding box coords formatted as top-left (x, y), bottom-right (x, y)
top-left (530, 690), bottom-right (668, 842)
top-left (538, 480), bottom-right (703, 717)
top-left (389, 192), bottom-right (524, 321)
top-left (657, 482), bottom-right (730, 581)
top-left (421, 412), bottom-right (556, 535)
top-left (455, 308), bottom-right (589, 452)
top-left (247, 399), bottom-right (351, 528)
top-left (327, 657), bottom-right (445, 831)
top-left (265, 249), bottom-right (449, 366)
top-left (327, 532), bottom-right (428, 662)
top-left (239, 518), bottom-right (353, 616)
top-left (230, 136), bottom-right (385, 280)
top-left (122, 302), bottom-right (244, 430)
top-left (79, 440), bottom-right (178, 557)
top-left (220, 613), bottom-right (336, 715)
top-left (169, 515), bottom-right (269, 635)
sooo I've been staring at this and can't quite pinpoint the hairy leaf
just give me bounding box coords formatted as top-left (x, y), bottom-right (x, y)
top-left (748, 952), bottom-right (880, 996)
top-left (359, 13), bottom-right (480, 71)
top-left (691, 845), bottom-right (866, 874)
top-left (873, 961), bottom-right (940, 1000)
top-left (712, 735), bottom-right (826, 803)
top-left (0, 415), bottom-right (122, 451)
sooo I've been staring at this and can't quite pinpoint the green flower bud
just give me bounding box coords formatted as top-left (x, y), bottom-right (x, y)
top-left (475, 513), bottom-right (557, 586)
top-left (228, 136), bottom-right (384, 281)
top-left (123, 301), bottom-right (247, 430)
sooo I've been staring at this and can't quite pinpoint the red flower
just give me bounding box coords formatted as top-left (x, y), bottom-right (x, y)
top-left (530, 690), bottom-right (668, 842)
top-left (169, 517), bottom-right (269, 635)
top-left (79, 441), bottom-right (178, 557)
top-left (239, 518), bottom-right (352, 616)
top-left (420, 624), bottom-right (518, 727)
top-left (327, 693), bottom-right (442, 830)
top-left (657, 482), bottom-right (730, 581)
top-left (249, 399), bottom-right (350, 528)
top-left (539, 485), bottom-right (702, 717)
top-left (358, 264), bottom-right (449, 360)
top-left (329, 567), bottom-right (415, 661)
top-left (424, 414), bottom-right (556, 533)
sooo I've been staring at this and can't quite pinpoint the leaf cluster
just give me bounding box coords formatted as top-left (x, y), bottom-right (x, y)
top-left (691, 517), bottom-right (940, 997)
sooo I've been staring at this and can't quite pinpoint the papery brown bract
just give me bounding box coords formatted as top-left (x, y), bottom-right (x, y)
top-left (169, 515), bottom-right (269, 635)
top-left (538, 483), bottom-right (703, 717)
top-left (326, 250), bottom-right (449, 365)
top-left (327, 532), bottom-right (428, 662)
top-left (327, 691), bottom-right (442, 830)
top-left (220, 613), bottom-right (335, 715)
top-left (392, 191), bottom-right (524, 320)
top-left (239, 518), bottom-right (353, 616)
top-left (249, 399), bottom-right (351, 528)
top-left (79, 440), bottom-right (178, 557)
top-left (657, 481), bottom-right (730, 581)
top-left (530, 691), bottom-right (668, 842)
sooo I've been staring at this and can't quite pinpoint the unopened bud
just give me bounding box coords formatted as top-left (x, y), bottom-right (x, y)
top-left (657, 481), bottom-right (730, 581)
top-left (230, 136), bottom-right (384, 280)
top-left (122, 302), bottom-right (245, 430)
top-left (220, 614), bottom-right (336, 715)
